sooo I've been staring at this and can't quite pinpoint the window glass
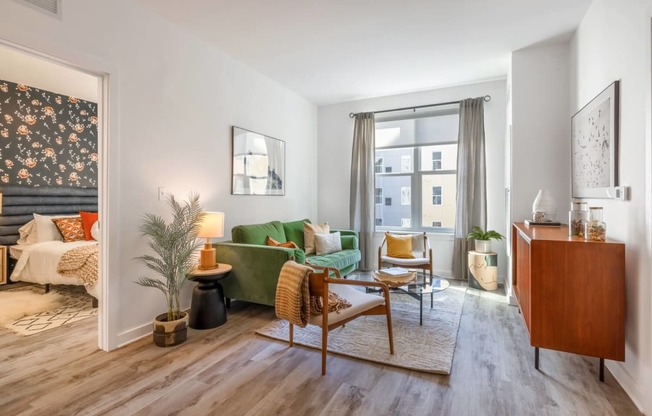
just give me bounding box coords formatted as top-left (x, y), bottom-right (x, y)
top-left (375, 111), bottom-right (459, 232)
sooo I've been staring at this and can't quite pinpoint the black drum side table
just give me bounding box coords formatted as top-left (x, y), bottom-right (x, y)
top-left (187, 263), bottom-right (232, 330)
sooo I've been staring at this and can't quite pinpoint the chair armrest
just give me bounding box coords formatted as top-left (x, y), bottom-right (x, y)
top-left (340, 235), bottom-right (358, 250)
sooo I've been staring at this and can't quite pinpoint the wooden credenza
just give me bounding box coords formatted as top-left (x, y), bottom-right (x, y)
top-left (512, 222), bottom-right (625, 380)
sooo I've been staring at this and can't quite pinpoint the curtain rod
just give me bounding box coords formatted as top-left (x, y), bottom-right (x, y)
top-left (348, 95), bottom-right (491, 118)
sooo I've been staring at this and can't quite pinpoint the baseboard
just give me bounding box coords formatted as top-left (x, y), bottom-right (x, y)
top-left (116, 322), bottom-right (151, 348)
top-left (607, 361), bottom-right (647, 414)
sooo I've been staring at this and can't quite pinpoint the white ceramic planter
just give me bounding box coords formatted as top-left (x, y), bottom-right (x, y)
top-left (474, 239), bottom-right (492, 253)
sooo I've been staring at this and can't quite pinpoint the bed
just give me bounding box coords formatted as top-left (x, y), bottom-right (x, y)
top-left (10, 240), bottom-right (99, 298)
top-left (0, 186), bottom-right (99, 299)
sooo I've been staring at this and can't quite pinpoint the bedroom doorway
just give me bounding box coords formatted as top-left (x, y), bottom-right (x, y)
top-left (0, 40), bottom-right (110, 350)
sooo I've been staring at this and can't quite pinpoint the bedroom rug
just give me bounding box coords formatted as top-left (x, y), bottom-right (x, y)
top-left (0, 285), bottom-right (97, 336)
top-left (256, 285), bottom-right (467, 374)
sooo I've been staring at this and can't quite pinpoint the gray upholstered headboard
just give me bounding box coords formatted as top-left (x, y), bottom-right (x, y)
top-left (0, 186), bottom-right (98, 245)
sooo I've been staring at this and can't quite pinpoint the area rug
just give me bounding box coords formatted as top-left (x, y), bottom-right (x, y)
top-left (0, 285), bottom-right (97, 336)
top-left (256, 285), bottom-right (466, 374)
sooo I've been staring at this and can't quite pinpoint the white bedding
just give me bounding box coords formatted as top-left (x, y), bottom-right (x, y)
top-left (11, 241), bottom-right (99, 298)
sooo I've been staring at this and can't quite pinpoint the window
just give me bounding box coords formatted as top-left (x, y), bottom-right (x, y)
top-left (374, 111), bottom-right (459, 231)
top-left (375, 158), bottom-right (383, 174)
top-left (375, 218), bottom-right (383, 226)
top-left (432, 186), bottom-right (442, 205)
top-left (432, 151), bottom-right (442, 170)
top-left (375, 188), bottom-right (383, 204)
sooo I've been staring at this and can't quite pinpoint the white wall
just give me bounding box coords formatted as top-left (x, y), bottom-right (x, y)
top-left (0, 43), bottom-right (97, 101)
top-left (510, 41), bottom-right (571, 226)
top-left (0, 0), bottom-right (317, 348)
top-left (317, 80), bottom-right (507, 280)
top-left (570, 0), bottom-right (652, 412)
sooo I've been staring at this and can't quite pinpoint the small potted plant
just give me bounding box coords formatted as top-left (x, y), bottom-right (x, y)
top-left (466, 226), bottom-right (505, 253)
top-left (136, 193), bottom-right (204, 347)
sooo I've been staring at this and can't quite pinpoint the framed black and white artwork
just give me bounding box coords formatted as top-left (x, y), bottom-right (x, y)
top-left (571, 81), bottom-right (620, 198)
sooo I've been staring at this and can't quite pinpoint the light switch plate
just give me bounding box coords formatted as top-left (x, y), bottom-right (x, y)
top-left (158, 187), bottom-right (168, 201)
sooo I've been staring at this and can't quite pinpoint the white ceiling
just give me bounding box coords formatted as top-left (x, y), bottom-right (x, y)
top-left (138, 0), bottom-right (592, 105)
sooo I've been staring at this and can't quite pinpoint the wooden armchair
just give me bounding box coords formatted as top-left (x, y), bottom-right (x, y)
top-left (288, 267), bottom-right (394, 375)
top-left (378, 232), bottom-right (433, 283)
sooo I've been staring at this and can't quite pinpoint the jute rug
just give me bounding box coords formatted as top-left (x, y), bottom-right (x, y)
top-left (256, 285), bottom-right (466, 374)
top-left (0, 285), bottom-right (97, 336)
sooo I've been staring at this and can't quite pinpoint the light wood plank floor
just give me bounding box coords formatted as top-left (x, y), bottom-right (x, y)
top-left (0, 281), bottom-right (641, 416)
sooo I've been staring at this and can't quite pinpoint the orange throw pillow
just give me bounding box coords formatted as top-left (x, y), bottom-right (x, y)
top-left (52, 217), bottom-right (85, 242)
top-left (385, 232), bottom-right (415, 258)
top-left (266, 235), bottom-right (298, 249)
top-left (79, 211), bottom-right (99, 241)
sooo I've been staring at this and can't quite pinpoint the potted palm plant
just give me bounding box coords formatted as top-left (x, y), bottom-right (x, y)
top-left (136, 193), bottom-right (204, 347)
top-left (466, 226), bottom-right (505, 253)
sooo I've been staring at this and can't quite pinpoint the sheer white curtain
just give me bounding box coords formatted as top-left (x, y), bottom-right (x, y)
top-left (452, 98), bottom-right (487, 278)
top-left (350, 112), bottom-right (375, 270)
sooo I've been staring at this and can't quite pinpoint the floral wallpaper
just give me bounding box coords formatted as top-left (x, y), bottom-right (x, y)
top-left (0, 79), bottom-right (98, 188)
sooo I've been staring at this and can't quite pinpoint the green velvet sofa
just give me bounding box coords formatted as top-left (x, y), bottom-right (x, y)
top-left (214, 219), bottom-right (360, 306)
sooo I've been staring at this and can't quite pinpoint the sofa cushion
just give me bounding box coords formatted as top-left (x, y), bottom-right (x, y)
top-left (232, 221), bottom-right (286, 245)
top-left (283, 219), bottom-right (310, 249)
top-left (306, 249), bottom-right (361, 271)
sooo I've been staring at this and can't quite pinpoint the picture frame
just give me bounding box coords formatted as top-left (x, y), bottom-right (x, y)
top-left (571, 81), bottom-right (620, 199)
top-left (231, 126), bottom-right (285, 196)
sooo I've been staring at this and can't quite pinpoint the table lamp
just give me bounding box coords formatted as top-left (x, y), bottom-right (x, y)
top-left (197, 211), bottom-right (224, 270)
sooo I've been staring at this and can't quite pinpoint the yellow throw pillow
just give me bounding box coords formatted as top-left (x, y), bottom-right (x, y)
top-left (385, 232), bottom-right (415, 259)
top-left (303, 222), bottom-right (329, 255)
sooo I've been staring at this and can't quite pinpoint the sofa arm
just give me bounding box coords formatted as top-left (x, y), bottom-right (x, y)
top-left (214, 242), bottom-right (305, 306)
top-left (332, 229), bottom-right (359, 250)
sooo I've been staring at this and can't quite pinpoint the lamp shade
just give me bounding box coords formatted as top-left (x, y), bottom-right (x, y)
top-left (198, 212), bottom-right (224, 239)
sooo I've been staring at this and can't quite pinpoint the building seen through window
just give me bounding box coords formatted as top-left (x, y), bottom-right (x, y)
top-left (374, 111), bottom-right (458, 232)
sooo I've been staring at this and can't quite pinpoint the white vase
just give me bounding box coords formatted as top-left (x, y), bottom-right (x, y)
top-left (532, 189), bottom-right (557, 222)
top-left (474, 239), bottom-right (492, 253)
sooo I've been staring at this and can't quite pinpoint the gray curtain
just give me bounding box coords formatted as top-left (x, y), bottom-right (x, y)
top-left (452, 98), bottom-right (487, 278)
top-left (350, 112), bottom-right (375, 270)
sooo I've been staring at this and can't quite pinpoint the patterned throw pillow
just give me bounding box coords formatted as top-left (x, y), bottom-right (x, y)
top-left (51, 217), bottom-right (85, 242)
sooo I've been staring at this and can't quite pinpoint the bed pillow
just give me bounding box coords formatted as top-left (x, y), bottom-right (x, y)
top-left (17, 219), bottom-right (38, 245)
top-left (33, 213), bottom-right (65, 242)
top-left (315, 232), bottom-right (342, 256)
top-left (303, 222), bottom-right (329, 255)
top-left (79, 211), bottom-right (99, 241)
top-left (51, 217), bottom-right (85, 242)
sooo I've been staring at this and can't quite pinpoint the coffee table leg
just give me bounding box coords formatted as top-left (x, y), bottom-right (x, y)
top-left (420, 294), bottom-right (423, 325)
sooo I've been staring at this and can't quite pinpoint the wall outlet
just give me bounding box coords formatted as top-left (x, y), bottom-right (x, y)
top-left (612, 186), bottom-right (629, 200)
top-left (158, 187), bottom-right (168, 201)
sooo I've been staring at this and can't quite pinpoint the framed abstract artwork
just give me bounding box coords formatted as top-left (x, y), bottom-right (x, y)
top-left (571, 81), bottom-right (620, 198)
top-left (231, 126), bottom-right (285, 196)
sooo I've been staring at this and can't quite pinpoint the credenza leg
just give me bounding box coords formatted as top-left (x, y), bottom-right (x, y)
top-left (599, 358), bottom-right (605, 382)
top-left (535, 347), bottom-right (540, 370)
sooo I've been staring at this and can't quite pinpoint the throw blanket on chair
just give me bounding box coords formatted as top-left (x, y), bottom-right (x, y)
top-left (57, 243), bottom-right (99, 291)
top-left (275, 261), bottom-right (312, 328)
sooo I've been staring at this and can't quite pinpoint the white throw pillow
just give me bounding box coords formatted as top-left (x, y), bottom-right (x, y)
top-left (303, 222), bottom-right (329, 255)
top-left (33, 213), bottom-right (79, 242)
top-left (315, 232), bottom-right (342, 256)
top-left (17, 219), bottom-right (38, 245)
top-left (91, 221), bottom-right (100, 241)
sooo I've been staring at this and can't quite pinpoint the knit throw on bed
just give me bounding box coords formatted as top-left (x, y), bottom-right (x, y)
top-left (275, 261), bottom-right (312, 328)
top-left (57, 244), bottom-right (99, 290)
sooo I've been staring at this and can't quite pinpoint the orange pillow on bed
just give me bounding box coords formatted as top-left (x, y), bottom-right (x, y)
top-left (79, 211), bottom-right (98, 241)
top-left (52, 217), bottom-right (85, 242)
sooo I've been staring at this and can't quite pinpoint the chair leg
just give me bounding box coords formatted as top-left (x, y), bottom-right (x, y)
top-left (289, 323), bottom-right (294, 347)
top-left (322, 327), bottom-right (328, 376)
top-left (386, 307), bottom-right (394, 355)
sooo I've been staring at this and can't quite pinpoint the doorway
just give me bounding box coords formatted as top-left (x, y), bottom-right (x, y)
top-left (0, 40), bottom-right (110, 350)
